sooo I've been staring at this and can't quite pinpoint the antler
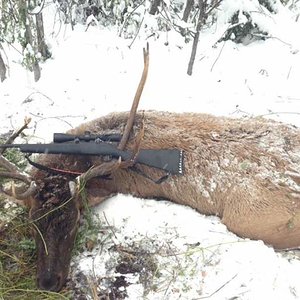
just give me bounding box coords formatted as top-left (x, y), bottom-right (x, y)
top-left (78, 44), bottom-right (150, 183)
top-left (118, 43), bottom-right (149, 151)
top-left (0, 118), bottom-right (37, 200)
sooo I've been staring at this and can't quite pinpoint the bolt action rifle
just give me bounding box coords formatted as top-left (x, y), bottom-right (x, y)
top-left (0, 133), bottom-right (184, 175)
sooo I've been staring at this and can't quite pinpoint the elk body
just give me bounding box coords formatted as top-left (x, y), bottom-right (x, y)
top-left (1, 110), bottom-right (300, 291)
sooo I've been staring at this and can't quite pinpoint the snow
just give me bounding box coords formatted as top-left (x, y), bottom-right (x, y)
top-left (1, 0), bottom-right (300, 298)
top-left (75, 196), bottom-right (300, 299)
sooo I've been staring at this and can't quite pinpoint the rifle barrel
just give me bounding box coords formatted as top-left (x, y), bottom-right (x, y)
top-left (0, 144), bottom-right (24, 149)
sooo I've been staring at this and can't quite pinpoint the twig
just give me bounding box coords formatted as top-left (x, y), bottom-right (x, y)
top-left (128, 13), bottom-right (145, 49)
top-left (29, 114), bottom-right (85, 134)
top-left (206, 0), bottom-right (223, 16)
top-left (22, 91), bottom-right (55, 105)
top-left (210, 40), bottom-right (226, 72)
top-left (254, 34), bottom-right (292, 47)
top-left (52, 5), bottom-right (63, 38)
top-left (287, 66), bottom-right (292, 80)
top-left (87, 276), bottom-right (99, 300)
top-left (119, 0), bottom-right (146, 37)
top-left (196, 273), bottom-right (238, 299)
top-left (1, 37), bottom-right (23, 55)
top-left (102, 211), bottom-right (118, 241)
top-left (258, 111), bottom-right (300, 118)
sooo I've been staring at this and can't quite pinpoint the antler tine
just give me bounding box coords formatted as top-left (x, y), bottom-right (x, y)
top-left (0, 156), bottom-right (36, 199)
top-left (0, 181), bottom-right (37, 200)
top-left (0, 155), bottom-right (26, 175)
top-left (118, 43), bottom-right (149, 151)
top-left (0, 167), bottom-right (32, 185)
top-left (0, 118), bottom-right (37, 200)
top-left (79, 158), bottom-right (122, 183)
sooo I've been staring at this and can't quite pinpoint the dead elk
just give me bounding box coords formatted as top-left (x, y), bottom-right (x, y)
top-left (1, 111), bottom-right (300, 291)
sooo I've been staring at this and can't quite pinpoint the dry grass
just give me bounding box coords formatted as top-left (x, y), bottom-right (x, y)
top-left (0, 198), bottom-right (71, 300)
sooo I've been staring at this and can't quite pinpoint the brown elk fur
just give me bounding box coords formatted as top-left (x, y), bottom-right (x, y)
top-left (4, 110), bottom-right (300, 291)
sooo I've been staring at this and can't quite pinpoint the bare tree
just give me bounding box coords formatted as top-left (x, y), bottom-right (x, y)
top-left (187, 0), bottom-right (222, 75)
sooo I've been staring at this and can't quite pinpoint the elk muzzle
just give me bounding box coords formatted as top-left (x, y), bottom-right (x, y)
top-left (37, 269), bottom-right (64, 292)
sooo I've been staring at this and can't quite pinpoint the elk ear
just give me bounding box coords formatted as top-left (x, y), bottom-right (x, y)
top-left (68, 181), bottom-right (77, 197)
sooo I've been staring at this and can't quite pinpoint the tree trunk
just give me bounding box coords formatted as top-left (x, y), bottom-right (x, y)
top-left (35, 12), bottom-right (49, 59)
top-left (0, 51), bottom-right (6, 82)
top-left (66, 1), bottom-right (74, 30)
top-left (33, 60), bottom-right (41, 82)
top-left (149, 0), bottom-right (161, 15)
top-left (187, 0), bottom-right (206, 75)
top-left (24, 16), bottom-right (41, 81)
top-left (182, 0), bottom-right (194, 22)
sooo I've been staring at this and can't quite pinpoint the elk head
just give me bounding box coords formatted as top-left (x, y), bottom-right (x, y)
top-left (0, 152), bottom-right (123, 291)
top-left (29, 175), bottom-right (80, 291)
top-left (0, 153), bottom-right (78, 291)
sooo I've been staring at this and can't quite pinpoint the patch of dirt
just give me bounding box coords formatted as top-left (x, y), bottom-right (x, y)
top-left (69, 241), bottom-right (160, 299)
top-left (69, 269), bottom-right (129, 299)
top-left (114, 244), bottom-right (158, 293)
top-left (99, 275), bottom-right (129, 300)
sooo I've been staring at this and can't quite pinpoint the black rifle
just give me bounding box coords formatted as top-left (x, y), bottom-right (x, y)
top-left (0, 142), bottom-right (184, 175)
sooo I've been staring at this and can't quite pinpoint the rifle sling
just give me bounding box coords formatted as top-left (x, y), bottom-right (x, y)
top-left (26, 156), bottom-right (83, 177)
top-left (26, 156), bottom-right (169, 184)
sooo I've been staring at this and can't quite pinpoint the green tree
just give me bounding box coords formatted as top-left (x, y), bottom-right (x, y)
top-left (0, 0), bottom-right (50, 81)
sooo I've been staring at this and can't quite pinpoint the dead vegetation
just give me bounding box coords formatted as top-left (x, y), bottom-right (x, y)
top-left (0, 201), bottom-right (70, 299)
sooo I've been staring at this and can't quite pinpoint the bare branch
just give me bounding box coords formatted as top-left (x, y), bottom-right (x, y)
top-left (0, 117), bottom-right (31, 155)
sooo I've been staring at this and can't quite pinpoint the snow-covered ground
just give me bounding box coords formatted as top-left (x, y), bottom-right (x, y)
top-left (1, 1), bottom-right (300, 299)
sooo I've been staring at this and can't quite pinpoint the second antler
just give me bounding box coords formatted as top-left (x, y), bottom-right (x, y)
top-left (0, 119), bottom-right (37, 200)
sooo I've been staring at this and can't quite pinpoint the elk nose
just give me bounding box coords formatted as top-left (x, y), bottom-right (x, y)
top-left (37, 273), bottom-right (62, 291)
